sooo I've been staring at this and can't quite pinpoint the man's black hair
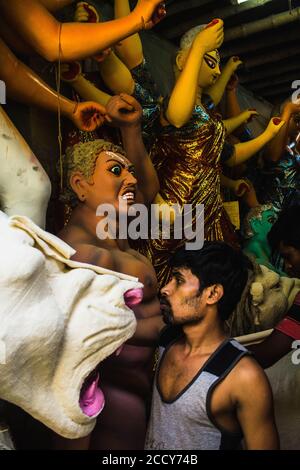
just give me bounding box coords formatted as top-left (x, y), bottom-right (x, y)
top-left (268, 205), bottom-right (300, 252)
top-left (170, 241), bottom-right (252, 321)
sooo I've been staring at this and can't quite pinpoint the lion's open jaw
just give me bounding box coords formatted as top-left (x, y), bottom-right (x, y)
top-left (79, 370), bottom-right (104, 417)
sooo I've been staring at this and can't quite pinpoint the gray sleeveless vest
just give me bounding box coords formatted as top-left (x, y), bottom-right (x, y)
top-left (145, 337), bottom-right (249, 450)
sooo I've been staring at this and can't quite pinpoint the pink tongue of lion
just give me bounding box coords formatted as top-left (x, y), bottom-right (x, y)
top-left (124, 288), bottom-right (144, 308)
top-left (79, 288), bottom-right (143, 416)
top-left (79, 373), bottom-right (105, 417)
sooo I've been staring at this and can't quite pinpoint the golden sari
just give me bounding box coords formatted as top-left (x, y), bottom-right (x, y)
top-left (136, 104), bottom-right (237, 288)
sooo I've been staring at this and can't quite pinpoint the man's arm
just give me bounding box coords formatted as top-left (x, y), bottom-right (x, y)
top-left (0, 0), bottom-right (165, 62)
top-left (233, 357), bottom-right (279, 450)
top-left (105, 93), bottom-right (160, 204)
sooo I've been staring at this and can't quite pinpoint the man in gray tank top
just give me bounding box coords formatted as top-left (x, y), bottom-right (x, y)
top-left (132, 242), bottom-right (279, 450)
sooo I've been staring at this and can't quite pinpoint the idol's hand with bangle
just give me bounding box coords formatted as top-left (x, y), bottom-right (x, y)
top-left (69, 101), bottom-right (106, 131)
top-left (133, 0), bottom-right (166, 30)
top-left (265, 117), bottom-right (286, 139)
top-left (226, 56), bottom-right (243, 73)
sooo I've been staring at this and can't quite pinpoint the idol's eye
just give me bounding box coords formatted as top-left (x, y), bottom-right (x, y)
top-left (129, 167), bottom-right (136, 177)
top-left (109, 164), bottom-right (122, 176)
top-left (204, 56), bottom-right (217, 69)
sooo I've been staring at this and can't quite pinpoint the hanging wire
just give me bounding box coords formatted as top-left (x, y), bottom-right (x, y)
top-left (288, 0), bottom-right (293, 13)
top-left (55, 22), bottom-right (63, 190)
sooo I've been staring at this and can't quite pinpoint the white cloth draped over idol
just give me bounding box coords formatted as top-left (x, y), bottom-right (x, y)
top-left (0, 210), bottom-right (142, 441)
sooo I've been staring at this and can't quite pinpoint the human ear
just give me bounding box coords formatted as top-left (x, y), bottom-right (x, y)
top-left (206, 284), bottom-right (224, 305)
top-left (70, 172), bottom-right (88, 202)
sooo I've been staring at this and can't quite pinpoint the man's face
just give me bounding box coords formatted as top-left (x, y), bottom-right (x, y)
top-left (84, 151), bottom-right (138, 214)
top-left (198, 50), bottom-right (221, 89)
top-left (160, 268), bottom-right (206, 325)
top-left (279, 242), bottom-right (300, 278)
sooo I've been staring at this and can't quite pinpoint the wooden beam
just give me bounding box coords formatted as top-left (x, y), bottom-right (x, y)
top-left (242, 44), bottom-right (300, 68)
top-left (221, 25), bottom-right (300, 59)
top-left (239, 58), bottom-right (300, 83)
top-left (248, 72), bottom-right (300, 92)
top-left (162, 0), bottom-right (275, 40)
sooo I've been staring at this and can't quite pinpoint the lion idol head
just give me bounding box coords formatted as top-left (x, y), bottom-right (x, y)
top-left (0, 211), bottom-right (142, 439)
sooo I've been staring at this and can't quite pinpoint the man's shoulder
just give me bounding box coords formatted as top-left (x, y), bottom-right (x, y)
top-left (230, 354), bottom-right (271, 400)
top-left (233, 354), bottom-right (265, 377)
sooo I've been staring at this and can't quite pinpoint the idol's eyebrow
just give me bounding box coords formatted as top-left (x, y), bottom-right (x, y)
top-left (107, 158), bottom-right (126, 167)
top-left (205, 54), bottom-right (218, 64)
top-left (106, 159), bottom-right (135, 171)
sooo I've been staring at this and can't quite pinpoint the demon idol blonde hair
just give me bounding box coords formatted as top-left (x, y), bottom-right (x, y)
top-left (61, 139), bottom-right (126, 206)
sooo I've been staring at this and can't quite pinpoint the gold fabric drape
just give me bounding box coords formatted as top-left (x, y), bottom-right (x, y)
top-left (136, 105), bottom-right (237, 288)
